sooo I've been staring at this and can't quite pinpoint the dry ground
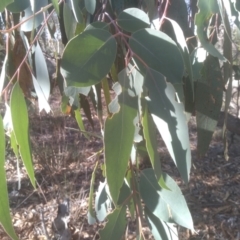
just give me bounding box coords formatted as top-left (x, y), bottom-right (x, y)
top-left (0, 86), bottom-right (240, 240)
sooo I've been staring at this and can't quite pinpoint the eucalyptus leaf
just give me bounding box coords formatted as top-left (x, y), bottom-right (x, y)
top-left (129, 28), bottom-right (184, 85)
top-left (99, 206), bottom-right (127, 240)
top-left (139, 169), bottom-right (194, 230)
top-left (61, 29), bottom-right (117, 87)
top-left (0, 116), bottom-right (18, 240)
top-left (117, 8), bottom-right (150, 32)
top-left (6, 0), bottom-right (30, 12)
top-left (0, 0), bottom-right (13, 12)
top-left (20, 0), bottom-right (48, 31)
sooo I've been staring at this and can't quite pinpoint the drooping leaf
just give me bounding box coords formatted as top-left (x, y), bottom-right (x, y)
top-left (143, 110), bottom-right (169, 189)
top-left (165, 17), bottom-right (194, 98)
top-left (0, 53), bottom-right (8, 93)
top-left (117, 179), bottom-right (131, 205)
top-left (87, 161), bottom-right (98, 224)
top-left (10, 82), bottom-right (35, 188)
top-left (50, 0), bottom-right (59, 15)
top-left (139, 169), bottom-right (194, 230)
top-left (70, 0), bottom-right (84, 23)
top-left (95, 181), bottom-right (108, 222)
top-left (105, 67), bottom-right (138, 204)
top-left (196, 55), bottom-right (223, 156)
top-left (0, 0), bottom-right (13, 12)
top-left (129, 28), bottom-right (184, 85)
top-left (84, 0), bottom-right (96, 15)
top-left (117, 8), bottom-right (150, 33)
top-left (145, 207), bottom-right (178, 240)
top-left (34, 42), bottom-right (51, 113)
top-left (74, 108), bottom-right (90, 140)
top-left (6, 0), bottom-right (29, 12)
top-left (99, 206), bottom-right (127, 240)
top-left (63, 2), bottom-right (77, 40)
top-left (144, 68), bottom-right (191, 183)
top-left (20, 0), bottom-right (48, 31)
top-left (0, 116), bottom-right (18, 240)
top-left (195, 0), bottom-right (226, 61)
top-left (61, 29), bottom-right (117, 87)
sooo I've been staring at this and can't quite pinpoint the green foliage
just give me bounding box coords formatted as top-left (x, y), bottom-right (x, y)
top-left (0, 0), bottom-right (238, 239)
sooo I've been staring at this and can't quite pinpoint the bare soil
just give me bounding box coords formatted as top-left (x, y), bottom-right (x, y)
top-left (0, 86), bottom-right (240, 240)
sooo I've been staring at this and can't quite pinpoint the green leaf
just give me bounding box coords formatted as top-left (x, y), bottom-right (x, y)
top-left (165, 17), bottom-right (194, 98)
top-left (196, 55), bottom-right (223, 156)
top-left (105, 67), bottom-right (138, 204)
top-left (195, 0), bottom-right (226, 61)
top-left (99, 206), bottom-right (127, 240)
top-left (95, 181), bottom-right (108, 222)
top-left (129, 28), bottom-right (184, 85)
top-left (0, 0), bottom-right (13, 12)
top-left (84, 0), bottom-right (96, 15)
top-left (142, 110), bottom-right (167, 189)
top-left (74, 108), bottom-right (90, 140)
top-left (139, 169), bottom-right (194, 230)
top-left (145, 207), bottom-right (178, 240)
top-left (63, 2), bottom-right (77, 40)
top-left (0, 115), bottom-right (19, 240)
top-left (50, 0), bottom-right (59, 15)
top-left (0, 53), bottom-right (8, 93)
top-left (87, 162), bottom-right (98, 224)
top-left (117, 179), bottom-right (131, 205)
top-left (10, 82), bottom-right (35, 188)
top-left (70, 0), bottom-right (84, 23)
top-left (34, 42), bottom-right (51, 113)
top-left (144, 68), bottom-right (191, 183)
top-left (6, 0), bottom-right (30, 12)
top-left (61, 29), bottom-right (117, 87)
top-left (117, 8), bottom-right (150, 32)
top-left (85, 22), bottom-right (109, 31)
top-left (20, 0), bottom-right (48, 31)
top-left (143, 0), bottom-right (157, 21)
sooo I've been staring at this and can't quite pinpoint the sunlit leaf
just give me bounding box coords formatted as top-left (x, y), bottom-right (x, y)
top-left (0, 116), bottom-right (18, 240)
top-left (129, 28), bottom-right (184, 85)
top-left (144, 68), bottom-right (191, 183)
top-left (117, 8), bottom-right (150, 32)
top-left (145, 207), bottom-right (178, 240)
top-left (195, 0), bottom-right (226, 61)
top-left (95, 181), bottom-right (108, 222)
top-left (139, 169), bottom-right (194, 230)
top-left (99, 206), bottom-right (127, 240)
top-left (20, 0), bottom-right (48, 31)
top-left (61, 29), bottom-right (117, 87)
top-left (10, 82), bottom-right (35, 188)
top-left (70, 0), bottom-right (84, 23)
top-left (34, 42), bottom-right (51, 113)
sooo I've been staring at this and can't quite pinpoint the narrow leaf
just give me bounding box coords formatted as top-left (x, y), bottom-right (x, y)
top-left (10, 82), bottom-right (35, 188)
top-left (50, 0), bottom-right (59, 15)
top-left (61, 29), bottom-right (117, 87)
top-left (196, 55), bottom-right (223, 156)
top-left (0, 116), bottom-right (18, 240)
top-left (87, 161), bottom-right (98, 224)
top-left (144, 68), bottom-right (191, 183)
top-left (74, 108), bottom-right (90, 140)
top-left (99, 206), bottom-right (127, 240)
